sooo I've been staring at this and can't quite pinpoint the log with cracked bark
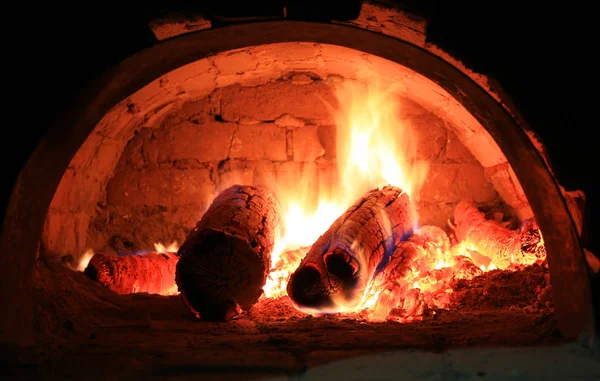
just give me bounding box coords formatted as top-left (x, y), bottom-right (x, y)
top-left (452, 200), bottom-right (546, 269)
top-left (286, 185), bottom-right (415, 310)
top-left (176, 184), bottom-right (282, 321)
top-left (84, 251), bottom-right (179, 295)
top-left (371, 225), bottom-right (450, 319)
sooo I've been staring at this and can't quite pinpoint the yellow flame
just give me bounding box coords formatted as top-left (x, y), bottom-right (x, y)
top-left (263, 79), bottom-right (428, 301)
top-left (75, 249), bottom-right (95, 272)
top-left (154, 241), bottom-right (179, 253)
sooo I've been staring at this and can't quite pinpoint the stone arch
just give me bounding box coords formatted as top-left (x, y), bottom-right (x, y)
top-left (0, 21), bottom-right (592, 346)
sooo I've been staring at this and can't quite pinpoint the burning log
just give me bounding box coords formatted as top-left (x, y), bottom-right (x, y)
top-left (452, 200), bottom-right (546, 269)
top-left (371, 226), bottom-right (450, 319)
top-left (176, 185), bottom-right (281, 321)
top-left (286, 185), bottom-right (415, 310)
top-left (84, 251), bottom-right (179, 295)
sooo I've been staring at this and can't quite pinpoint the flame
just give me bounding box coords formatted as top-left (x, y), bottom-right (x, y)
top-left (154, 241), bottom-right (180, 253)
top-left (80, 78), bottom-right (544, 321)
top-left (262, 78), bottom-right (544, 321)
top-left (263, 79), bottom-right (429, 301)
top-left (154, 241), bottom-right (181, 295)
top-left (74, 249), bottom-right (95, 272)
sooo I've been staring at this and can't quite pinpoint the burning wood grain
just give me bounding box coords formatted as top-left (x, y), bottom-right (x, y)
top-left (452, 200), bottom-right (546, 269)
top-left (84, 251), bottom-right (179, 295)
top-left (286, 185), bottom-right (415, 311)
top-left (175, 185), bottom-right (282, 321)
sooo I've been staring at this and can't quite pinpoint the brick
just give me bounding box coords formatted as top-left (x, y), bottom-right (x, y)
top-left (290, 73), bottom-right (315, 85)
top-left (446, 129), bottom-right (478, 164)
top-left (398, 97), bottom-right (429, 118)
top-left (210, 49), bottom-right (259, 75)
top-left (460, 130), bottom-right (506, 168)
top-left (484, 163), bottom-right (529, 209)
top-left (106, 168), bottom-right (215, 208)
top-left (416, 202), bottom-right (455, 231)
top-left (50, 168), bottom-right (104, 214)
top-left (274, 161), bottom-right (321, 203)
top-left (274, 114), bottom-right (305, 128)
top-left (252, 160), bottom-right (277, 189)
top-left (293, 125), bottom-right (325, 162)
top-left (317, 125), bottom-right (337, 159)
top-left (42, 211), bottom-right (90, 258)
top-left (261, 43), bottom-right (321, 67)
top-left (144, 120), bottom-right (236, 163)
top-left (220, 81), bottom-right (338, 123)
top-left (118, 129), bottom-right (148, 170)
top-left (410, 113), bottom-right (447, 161)
top-left (219, 160), bottom-right (255, 191)
top-left (419, 163), bottom-right (498, 203)
top-left (174, 97), bottom-right (213, 124)
top-left (229, 123), bottom-right (288, 161)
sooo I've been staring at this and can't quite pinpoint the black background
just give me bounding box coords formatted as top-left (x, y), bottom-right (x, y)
top-left (3, 0), bottom-right (596, 255)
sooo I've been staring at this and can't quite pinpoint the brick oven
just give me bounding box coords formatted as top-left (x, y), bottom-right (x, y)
top-left (2, 2), bottom-right (598, 379)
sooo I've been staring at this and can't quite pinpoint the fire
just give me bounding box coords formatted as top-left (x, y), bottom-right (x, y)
top-left (75, 249), bottom-right (95, 272)
top-left (262, 78), bottom-right (544, 321)
top-left (75, 242), bottom-right (181, 296)
top-left (263, 79), bottom-right (428, 301)
top-left (154, 241), bottom-right (180, 253)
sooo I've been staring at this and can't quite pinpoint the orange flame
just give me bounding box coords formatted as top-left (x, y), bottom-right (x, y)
top-left (262, 78), bottom-right (544, 321)
top-left (263, 79), bottom-right (429, 302)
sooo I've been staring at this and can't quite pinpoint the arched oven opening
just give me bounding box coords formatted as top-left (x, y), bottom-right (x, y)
top-left (2, 2), bottom-right (597, 379)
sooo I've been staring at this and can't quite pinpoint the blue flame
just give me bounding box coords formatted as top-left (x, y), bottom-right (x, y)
top-left (117, 250), bottom-right (153, 257)
top-left (374, 228), bottom-right (415, 275)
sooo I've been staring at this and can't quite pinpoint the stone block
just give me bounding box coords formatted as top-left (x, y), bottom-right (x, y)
top-left (42, 211), bottom-right (90, 258)
top-left (416, 202), bottom-right (455, 231)
top-left (229, 123), bottom-right (288, 161)
top-left (173, 97), bottom-right (213, 125)
top-left (51, 168), bottom-right (105, 214)
top-left (144, 120), bottom-right (236, 163)
top-left (420, 163), bottom-right (498, 204)
top-left (410, 113), bottom-right (446, 161)
top-left (484, 163), bottom-right (530, 209)
top-left (460, 130), bottom-right (506, 168)
top-left (274, 114), bottom-right (305, 128)
top-left (219, 160), bottom-right (255, 191)
top-left (209, 49), bottom-right (259, 75)
top-left (252, 160), bottom-right (277, 190)
top-left (106, 168), bottom-right (215, 209)
top-left (220, 81), bottom-right (337, 123)
top-left (398, 97), bottom-right (429, 118)
top-left (446, 129), bottom-right (478, 164)
top-left (293, 125), bottom-right (325, 162)
top-left (317, 125), bottom-right (337, 159)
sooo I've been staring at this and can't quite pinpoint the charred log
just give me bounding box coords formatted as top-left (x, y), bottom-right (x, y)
top-left (452, 200), bottom-right (546, 269)
top-left (286, 185), bottom-right (415, 310)
top-left (84, 251), bottom-right (178, 295)
top-left (372, 226), bottom-right (450, 319)
top-left (175, 185), bottom-right (281, 321)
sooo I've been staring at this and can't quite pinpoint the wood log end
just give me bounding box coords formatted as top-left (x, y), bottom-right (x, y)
top-left (176, 229), bottom-right (267, 321)
top-left (84, 253), bottom-right (113, 289)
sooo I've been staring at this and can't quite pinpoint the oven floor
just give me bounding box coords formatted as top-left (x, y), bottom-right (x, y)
top-left (4, 261), bottom-right (597, 380)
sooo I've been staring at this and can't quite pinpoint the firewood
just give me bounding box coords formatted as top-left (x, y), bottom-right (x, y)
top-left (452, 200), bottom-right (546, 269)
top-left (371, 226), bottom-right (449, 319)
top-left (176, 185), bottom-right (281, 321)
top-left (84, 251), bottom-right (179, 295)
top-left (286, 185), bottom-right (415, 310)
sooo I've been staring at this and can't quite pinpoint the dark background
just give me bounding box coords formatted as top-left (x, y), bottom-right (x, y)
top-left (3, 0), bottom-right (596, 254)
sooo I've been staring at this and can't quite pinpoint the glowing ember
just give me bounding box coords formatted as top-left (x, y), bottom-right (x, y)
top-left (262, 79), bottom-right (546, 321)
top-left (81, 79), bottom-right (546, 322)
top-left (77, 242), bottom-right (181, 296)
